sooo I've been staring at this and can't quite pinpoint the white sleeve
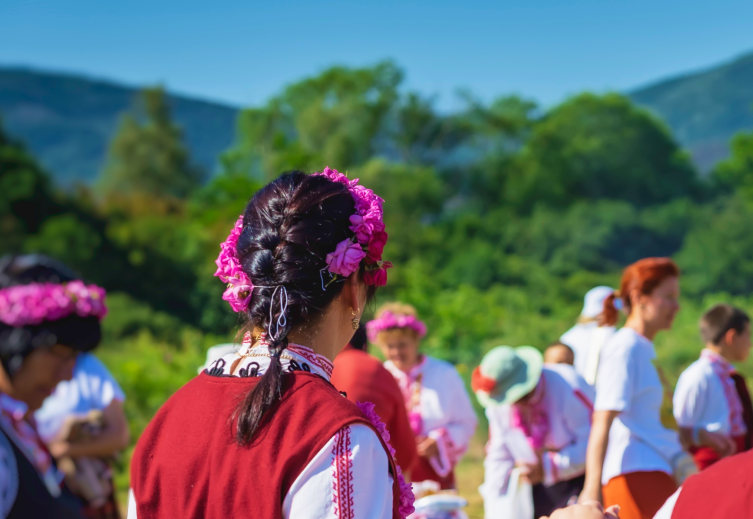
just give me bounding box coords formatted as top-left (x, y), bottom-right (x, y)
top-left (653, 487), bottom-right (681, 519)
top-left (84, 354), bottom-right (126, 407)
top-left (594, 341), bottom-right (633, 412)
top-left (127, 488), bottom-right (138, 519)
top-left (673, 368), bottom-right (707, 428)
top-left (283, 424), bottom-right (393, 519)
top-left (543, 388), bottom-right (592, 485)
top-left (0, 434), bottom-right (18, 519)
top-left (481, 406), bottom-right (515, 499)
top-left (431, 368), bottom-right (477, 457)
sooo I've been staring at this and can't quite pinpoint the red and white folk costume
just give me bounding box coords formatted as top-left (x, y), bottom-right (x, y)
top-left (481, 365), bottom-right (594, 495)
top-left (128, 336), bottom-right (414, 519)
top-left (673, 349), bottom-right (753, 469)
top-left (384, 355), bottom-right (477, 488)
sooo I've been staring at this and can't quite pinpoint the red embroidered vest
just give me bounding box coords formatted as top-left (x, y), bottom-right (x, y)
top-left (131, 372), bottom-right (403, 519)
top-left (671, 448), bottom-right (753, 518)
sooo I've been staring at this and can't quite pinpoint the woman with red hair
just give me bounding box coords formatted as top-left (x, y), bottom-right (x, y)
top-left (579, 258), bottom-right (691, 519)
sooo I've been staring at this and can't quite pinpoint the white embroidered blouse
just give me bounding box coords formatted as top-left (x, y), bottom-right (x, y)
top-left (384, 355), bottom-right (477, 479)
top-left (481, 364), bottom-right (594, 502)
top-left (127, 341), bottom-right (394, 519)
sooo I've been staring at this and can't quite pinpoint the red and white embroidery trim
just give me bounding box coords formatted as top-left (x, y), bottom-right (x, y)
top-left (332, 427), bottom-right (355, 519)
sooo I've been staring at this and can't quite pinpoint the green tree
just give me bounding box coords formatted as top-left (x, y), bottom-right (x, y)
top-left (510, 93), bottom-right (701, 211)
top-left (0, 116), bottom-right (63, 254)
top-left (712, 131), bottom-right (753, 200)
top-left (99, 87), bottom-right (202, 198)
top-left (224, 62), bottom-right (402, 179)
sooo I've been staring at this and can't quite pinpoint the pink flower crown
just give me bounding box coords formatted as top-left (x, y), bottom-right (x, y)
top-left (0, 281), bottom-right (108, 328)
top-left (366, 310), bottom-right (427, 343)
top-left (214, 167), bottom-right (392, 313)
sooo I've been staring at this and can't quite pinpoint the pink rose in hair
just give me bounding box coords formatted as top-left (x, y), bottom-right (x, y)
top-left (222, 284), bottom-right (253, 313)
top-left (367, 230), bottom-right (388, 262)
top-left (363, 263), bottom-right (390, 287)
top-left (326, 240), bottom-right (367, 277)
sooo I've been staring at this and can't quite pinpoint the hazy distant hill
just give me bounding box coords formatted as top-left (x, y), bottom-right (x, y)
top-left (0, 67), bottom-right (238, 185)
top-left (2, 53), bottom-right (753, 184)
top-left (630, 52), bottom-right (753, 172)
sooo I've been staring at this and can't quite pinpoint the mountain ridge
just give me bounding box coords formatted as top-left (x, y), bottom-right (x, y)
top-left (0, 66), bottom-right (238, 185)
top-left (2, 52), bottom-right (753, 184)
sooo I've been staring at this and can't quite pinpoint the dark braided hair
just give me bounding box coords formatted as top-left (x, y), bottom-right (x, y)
top-left (233, 171), bottom-right (370, 445)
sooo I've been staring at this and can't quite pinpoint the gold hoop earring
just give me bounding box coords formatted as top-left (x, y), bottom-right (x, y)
top-left (351, 309), bottom-right (360, 330)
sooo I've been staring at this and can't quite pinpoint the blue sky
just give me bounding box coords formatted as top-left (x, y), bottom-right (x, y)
top-left (2, 0), bottom-right (752, 109)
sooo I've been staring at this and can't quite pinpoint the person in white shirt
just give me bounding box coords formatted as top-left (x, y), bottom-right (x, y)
top-left (580, 257), bottom-right (691, 519)
top-left (367, 302), bottom-right (477, 490)
top-left (673, 303), bottom-right (753, 470)
top-left (560, 286), bottom-right (616, 385)
top-left (473, 345), bottom-right (594, 518)
top-left (35, 352), bottom-right (129, 515)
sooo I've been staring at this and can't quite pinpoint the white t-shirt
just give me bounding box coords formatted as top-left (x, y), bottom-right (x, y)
top-left (35, 353), bottom-right (125, 443)
top-left (560, 323), bottom-right (616, 383)
top-left (674, 351), bottom-right (746, 437)
top-left (594, 328), bottom-right (682, 484)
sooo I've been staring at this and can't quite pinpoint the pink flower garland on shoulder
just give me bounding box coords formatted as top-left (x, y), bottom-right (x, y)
top-left (356, 401), bottom-right (415, 518)
top-left (366, 311), bottom-right (427, 343)
top-left (214, 167), bottom-right (392, 312)
top-left (0, 281), bottom-right (108, 327)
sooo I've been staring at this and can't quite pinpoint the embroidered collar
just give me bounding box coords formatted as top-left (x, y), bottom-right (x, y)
top-left (384, 355), bottom-right (427, 383)
top-left (701, 349), bottom-right (734, 373)
top-left (701, 349), bottom-right (746, 435)
top-left (207, 335), bottom-right (334, 381)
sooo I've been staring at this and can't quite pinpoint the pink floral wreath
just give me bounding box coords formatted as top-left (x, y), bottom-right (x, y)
top-left (0, 281), bottom-right (108, 327)
top-left (366, 310), bottom-right (427, 343)
top-left (214, 167), bottom-right (392, 313)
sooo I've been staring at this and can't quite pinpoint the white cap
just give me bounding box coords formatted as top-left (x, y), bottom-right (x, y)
top-left (198, 343), bottom-right (236, 374)
top-left (581, 286), bottom-right (614, 319)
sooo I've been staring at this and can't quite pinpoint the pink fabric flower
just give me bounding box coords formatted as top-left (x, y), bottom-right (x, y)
top-left (314, 167), bottom-right (389, 287)
top-left (356, 401), bottom-right (416, 519)
top-left (511, 379), bottom-right (549, 450)
top-left (366, 308), bottom-right (426, 343)
top-left (366, 230), bottom-right (388, 262)
top-left (214, 215), bottom-right (255, 312)
top-left (0, 282), bottom-right (108, 327)
top-left (326, 239), bottom-right (367, 277)
top-left (363, 264), bottom-right (389, 287)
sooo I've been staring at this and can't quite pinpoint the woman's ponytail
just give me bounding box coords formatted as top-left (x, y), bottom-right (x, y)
top-left (229, 172), bottom-right (359, 445)
top-left (234, 335), bottom-right (288, 445)
top-left (602, 292), bottom-right (620, 327)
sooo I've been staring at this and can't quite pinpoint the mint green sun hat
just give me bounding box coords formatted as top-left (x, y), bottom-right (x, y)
top-left (471, 346), bottom-right (544, 408)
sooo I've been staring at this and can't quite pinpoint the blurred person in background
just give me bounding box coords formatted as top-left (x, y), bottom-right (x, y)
top-left (0, 253), bottom-right (109, 519)
top-left (544, 341), bottom-right (575, 366)
top-left (673, 304), bottom-right (753, 470)
top-left (580, 258), bottom-right (692, 519)
top-left (36, 350), bottom-right (129, 519)
top-left (561, 286), bottom-right (616, 386)
top-left (474, 346), bottom-right (594, 518)
top-left (368, 302), bottom-right (477, 490)
top-left (331, 324), bottom-right (418, 476)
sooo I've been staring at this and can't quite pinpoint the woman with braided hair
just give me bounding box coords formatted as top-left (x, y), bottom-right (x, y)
top-left (129, 169), bottom-right (413, 519)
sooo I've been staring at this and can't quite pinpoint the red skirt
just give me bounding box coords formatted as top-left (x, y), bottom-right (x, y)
top-left (602, 471), bottom-right (676, 519)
